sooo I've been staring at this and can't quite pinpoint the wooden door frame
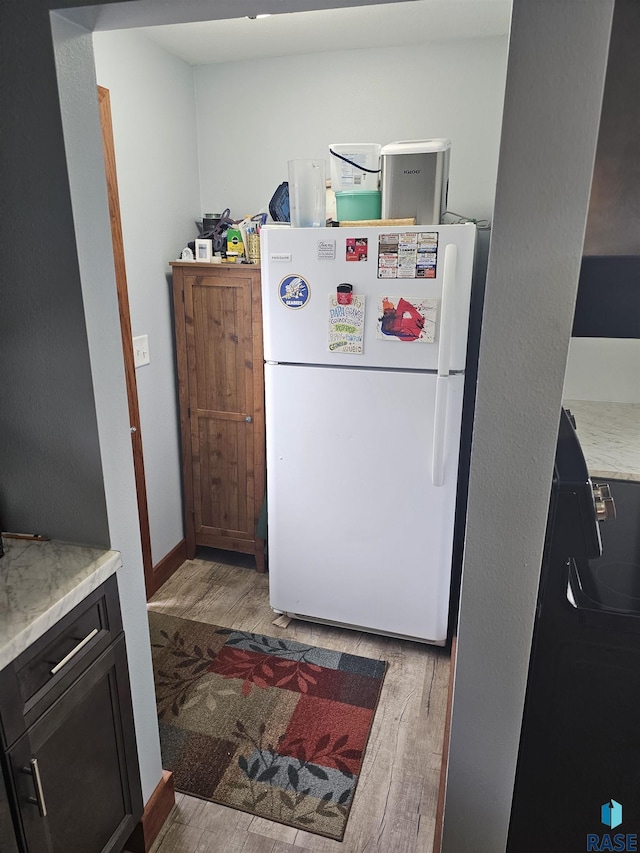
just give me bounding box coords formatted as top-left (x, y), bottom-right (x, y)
top-left (98, 85), bottom-right (154, 595)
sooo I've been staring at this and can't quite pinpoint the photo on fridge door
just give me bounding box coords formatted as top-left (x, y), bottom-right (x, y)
top-left (346, 237), bottom-right (368, 262)
top-left (377, 296), bottom-right (438, 343)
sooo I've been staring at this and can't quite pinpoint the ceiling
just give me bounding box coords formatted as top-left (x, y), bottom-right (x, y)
top-left (137, 0), bottom-right (512, 66)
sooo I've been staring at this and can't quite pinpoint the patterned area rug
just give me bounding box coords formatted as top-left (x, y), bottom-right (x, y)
top-left (148, 611), bottom-right (387, 840)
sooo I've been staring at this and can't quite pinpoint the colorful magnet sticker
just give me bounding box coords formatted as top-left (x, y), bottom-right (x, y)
top-left (317, 240), bottom-right (336, 260)
top-left (377, 231), bottom-right (438, 279)
top-left (377, 296), bottom-right (438, 343)
top-left (279, 274), bottom-right (311, 309)
top-left (346, 237), bottom-right (368, 262)
top-left (328, 293), bottom-right (366, 353)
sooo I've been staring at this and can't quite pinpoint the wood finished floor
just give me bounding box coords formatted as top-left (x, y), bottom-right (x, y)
top-left (146, 550), bottom-right (451, 853)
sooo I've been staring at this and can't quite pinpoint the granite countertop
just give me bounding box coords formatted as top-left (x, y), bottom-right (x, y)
top-left (563, 400), bottom-right (640, 482)
top-left (0, 538), bottom-right (121, 670)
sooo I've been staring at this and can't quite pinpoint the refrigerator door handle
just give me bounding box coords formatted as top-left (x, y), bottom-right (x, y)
top-left (437, 243), bottom-right (458, 377)
top-left (432, 375), bottom-right (448, 487)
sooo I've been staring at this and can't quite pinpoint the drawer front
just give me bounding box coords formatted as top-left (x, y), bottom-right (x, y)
top-left (0, 576), bottom-right (122, 747)
top-left (7, 635), bottom-right (142, 853)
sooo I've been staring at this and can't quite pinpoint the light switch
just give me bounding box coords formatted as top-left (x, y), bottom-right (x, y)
top-left (133, 334), bottom-right (150, 368)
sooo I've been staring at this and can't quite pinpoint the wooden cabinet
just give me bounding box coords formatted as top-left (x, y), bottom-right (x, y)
top-left (0, 576), bottom-right (143, 852)
top-left (170, 263), bottom-right (266, 569)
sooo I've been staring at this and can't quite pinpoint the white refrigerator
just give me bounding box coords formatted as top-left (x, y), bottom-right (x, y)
top-left (261, 223), bottom-right (476, 645)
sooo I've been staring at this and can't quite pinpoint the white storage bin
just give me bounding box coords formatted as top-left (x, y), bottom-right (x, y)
top-left (329, 143), bottom-right (381, 192)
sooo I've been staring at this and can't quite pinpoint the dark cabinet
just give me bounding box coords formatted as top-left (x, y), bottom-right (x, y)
top-left (0, 762), bottom-right (20, 853)
top-left (0, 577), bottom-right (142, 853)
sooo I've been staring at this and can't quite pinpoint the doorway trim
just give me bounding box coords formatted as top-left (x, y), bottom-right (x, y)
top-left (98, 85), bottom-right (155, 594)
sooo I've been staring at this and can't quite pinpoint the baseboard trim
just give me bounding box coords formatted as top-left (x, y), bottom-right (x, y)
top-left (433, 636), bottom-right (457, 853)
top-left (125, 770), bottom-right (175, 853)
top-left (149, 539), bottom-right (187, 598)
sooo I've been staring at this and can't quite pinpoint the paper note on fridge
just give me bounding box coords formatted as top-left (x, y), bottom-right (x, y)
top-left (328, 294), bottom-right (365, 353)
top-left (377, 296), bottom-right (438, 343)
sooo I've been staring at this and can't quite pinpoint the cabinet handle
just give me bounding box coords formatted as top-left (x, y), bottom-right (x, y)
top-left (245, 416), bottom-right (252, 423)
top-left (21, 758), bottom-right (47, 817)
top-left (50, 628), bottom-right (99, 675)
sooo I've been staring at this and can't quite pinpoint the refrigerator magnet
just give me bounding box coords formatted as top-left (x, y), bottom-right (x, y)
top-left (377, 231), bottom-right (438, 279)
top-left (328, 293), bottom-right (366, 353)
top-left (377, 296), bottom-right (438, 343)
top-left (317, 240), bottom-right (336, 260)
top-left (336, 283), bottom-right (353, 305)
top-left (346, 237), bottom-right (368, 262)
top-left (279, 275), bottom-right (311, 309)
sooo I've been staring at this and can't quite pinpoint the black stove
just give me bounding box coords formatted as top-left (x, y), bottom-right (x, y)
top-left (508, 409), bottom-right (640, 851)
top-left (572, 479), bottom-right (640, 618)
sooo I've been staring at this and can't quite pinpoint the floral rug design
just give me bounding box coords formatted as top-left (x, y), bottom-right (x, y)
top-left (148, 611), bottom-right (387, 840)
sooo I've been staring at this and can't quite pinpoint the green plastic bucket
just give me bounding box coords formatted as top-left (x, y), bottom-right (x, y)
top-left (335, 190), bottom-right (382, 221)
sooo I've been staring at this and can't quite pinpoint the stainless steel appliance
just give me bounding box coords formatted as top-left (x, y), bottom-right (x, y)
top-left (380, 139), bottom-right (450, 225)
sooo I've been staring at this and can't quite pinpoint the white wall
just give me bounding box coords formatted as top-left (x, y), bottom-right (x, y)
top-left (51, 13), bottom-right (164, 803)
top-left (93, 30), bottom-right (201, 564)
top-left (564, 338), bottom-right (640, 403)
top-left (194, 37), bottom-right (508, 223)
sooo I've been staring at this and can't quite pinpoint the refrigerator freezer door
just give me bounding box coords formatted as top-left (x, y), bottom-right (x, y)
top-left (261, 224), bottom-right (475, 372)
top-left (265, 363), bottom-right (464, 644)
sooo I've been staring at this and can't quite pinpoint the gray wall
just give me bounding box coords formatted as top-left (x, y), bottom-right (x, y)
top-left (441, 3), bottom-right (614, 851)
top-left (50, 12), bottom-right (164, 802)
top-left (0, 4), bottom-right (109, 545)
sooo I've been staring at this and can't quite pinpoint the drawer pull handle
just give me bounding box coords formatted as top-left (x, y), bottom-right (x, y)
top-left (50, 628), bottom-right (99, 675)
top-left (22, 758), bottom-right (47, 817)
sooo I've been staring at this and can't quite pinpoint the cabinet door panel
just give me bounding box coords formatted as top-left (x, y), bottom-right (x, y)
top-left (171, 263), bottom-right (265, 560)
top-left (9, 637), bottom-right (140, 853)
top-left (0, 764), bottom-right (20, 852)
top-left (184, 272), bottom-right (256, 546)
top-left (195, 415), bottom-right (254, 538)
top-left (187, 275), bottom-right (253, 415)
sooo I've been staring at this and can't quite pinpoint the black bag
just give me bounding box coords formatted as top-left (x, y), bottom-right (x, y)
top-left (269, 182), bottom-right (290, 223)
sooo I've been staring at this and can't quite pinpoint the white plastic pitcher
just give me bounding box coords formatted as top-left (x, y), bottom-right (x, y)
top-left (288, 159), bottom-right (326, 227)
